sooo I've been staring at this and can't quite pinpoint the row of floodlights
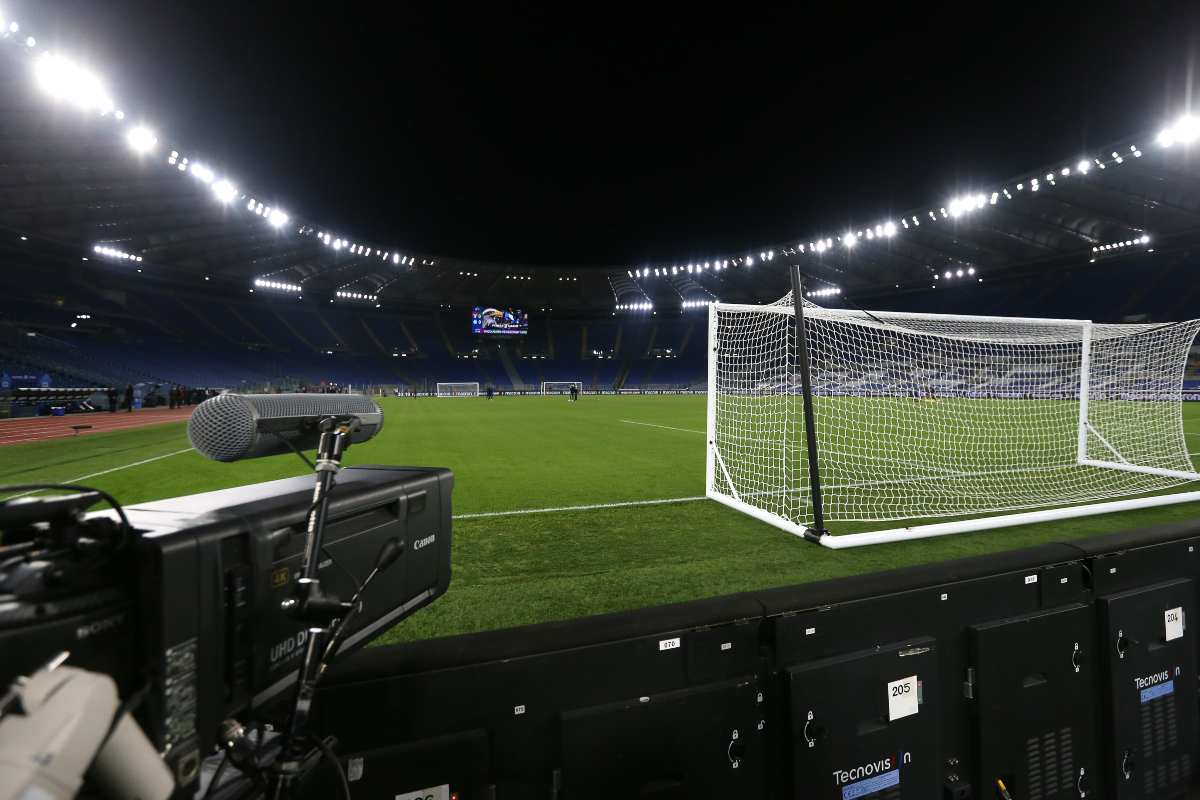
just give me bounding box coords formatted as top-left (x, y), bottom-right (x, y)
top-left (1093, 235), bottom-right (1151, 253)
top-left (616, 302), bottom-right (654, 311)
top-left (93, 245), bottom-right (142, 262)
top-left (28, 24), bottom-right (1200, 291)
top-left (505, 275), bottom-right (532, 280)
top-left (627, 132), bottom-right (1161, 276)
top-left (628, 256), bottom-right (752, 279)
top-left (254, 278), bottom-right (301, 293)
top-left (315, 233), bottom-right (411, 265)
top-left (558, 276), bottom-right (579, 282)
top-left (244, 197), bottom-right (289, 228)
top-left (681, 299), bottom-right (716, 309)
top-left (806, 287), bottom-right (841, 297)
top-left (935, 267), bottom-right (977, 280)
top-left (459, 271), bottom-right (480, 277)
top-left (336, 290), bottom-right (378, 302)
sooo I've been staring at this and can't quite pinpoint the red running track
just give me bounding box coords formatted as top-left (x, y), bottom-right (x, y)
top-left (0, 407), bottom-right (194, 446)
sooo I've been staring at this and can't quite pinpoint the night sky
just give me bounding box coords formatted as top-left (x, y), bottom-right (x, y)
top-left (10, 1), bottom-right (1200, 266)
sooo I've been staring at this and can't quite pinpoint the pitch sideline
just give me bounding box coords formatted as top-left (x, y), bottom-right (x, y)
top-left (1, 446), bottom-right (195, 499)
top-left (454, 495), bottom-right (707, 520)
top-left (619, 419), bottom-right (705, 435)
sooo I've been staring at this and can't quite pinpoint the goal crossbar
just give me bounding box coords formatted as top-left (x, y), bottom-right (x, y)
top-left (707, 290), bottom-right (1200, 549)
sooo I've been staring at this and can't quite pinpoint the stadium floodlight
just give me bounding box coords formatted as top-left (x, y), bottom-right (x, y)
top-left (8, 21), bottom-right (16, 33)
top-left (189, 162), bottom-right (215, 183)
top-left (24, 36), bottom-right (34, 48)
top-left (125, 125), bottom-right (158, 154)
top-left (746, 255), bottom-right (754, 266)
top-left (843, 233), bottom-right (856, 248)
top-left (707, 292), bottom-right (1200, 549)
top-left (1158, 114), bottom-right (1200, 147)
top-left (883, 221), bottom-right (896, 237)
top-left (34, 53), bottom-right (114, 114)
top-left (212, 179), bottom-right (238, 203)
top-left (268, 209), bottom-right (289, 228)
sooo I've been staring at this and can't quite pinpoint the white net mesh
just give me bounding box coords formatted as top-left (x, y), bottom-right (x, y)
top-left (709, 293), bottom-right (1200, 531)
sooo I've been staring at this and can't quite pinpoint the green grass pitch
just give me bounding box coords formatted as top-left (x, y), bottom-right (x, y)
top-left (3, 396), bottom-right (1200, 645)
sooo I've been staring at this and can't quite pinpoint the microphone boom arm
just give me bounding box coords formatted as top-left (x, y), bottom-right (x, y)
top-left (272, 415), bottom-right (361, 798)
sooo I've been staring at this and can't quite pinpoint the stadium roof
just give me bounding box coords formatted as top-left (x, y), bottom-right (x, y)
top-left (2, 19), bottom-right (1200, 315)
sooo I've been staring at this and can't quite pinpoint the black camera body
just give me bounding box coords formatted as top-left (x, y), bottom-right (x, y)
top-left (0, 465), bottom-right (453, 791)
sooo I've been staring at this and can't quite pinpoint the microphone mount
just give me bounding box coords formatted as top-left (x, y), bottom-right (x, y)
top-left (272, 414), bottom-right (362, 798)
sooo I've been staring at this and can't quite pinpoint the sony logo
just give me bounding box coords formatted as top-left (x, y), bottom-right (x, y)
top-left (1134, 671), bottom-right (1170, 690)
top-left (76, 613), bottom-right (126, 640)
top-left (413, 533), bottom-right (436, 551)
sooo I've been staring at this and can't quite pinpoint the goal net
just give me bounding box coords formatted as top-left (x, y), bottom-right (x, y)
top-left (707, 293), bottom-right (1200, 548)
top-left (542, 381), bottom-right (582, 394)
top-left (436, 382), bottom-right (480, 397)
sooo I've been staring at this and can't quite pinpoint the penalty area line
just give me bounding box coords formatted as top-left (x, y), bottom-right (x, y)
top-left (454, 495), bottom-right (707, 520)
top-left (620, 419), bottom-right (705, 435)
top-left (2, 446), bottom-right (195, 500)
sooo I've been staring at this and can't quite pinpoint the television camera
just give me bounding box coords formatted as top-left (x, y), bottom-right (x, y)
top-left (0, 394), bottom-right (453, 799)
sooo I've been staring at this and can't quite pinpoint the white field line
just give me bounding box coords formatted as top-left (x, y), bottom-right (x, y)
top-left (454, 495), bottom-right (707, 520)
top-left (620, 419), bottom-right (705, 435)
top-left (2, 447), bottom-right (194, 499)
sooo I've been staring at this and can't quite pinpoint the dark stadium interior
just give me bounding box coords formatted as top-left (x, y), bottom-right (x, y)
top-left (9, 3), bottom-right (1200, 800)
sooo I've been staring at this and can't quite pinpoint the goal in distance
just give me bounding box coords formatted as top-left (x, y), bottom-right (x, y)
top-left (706, 271), bottom-right (1200, 549)
top-left (436, 382), bottom-right (480, 397)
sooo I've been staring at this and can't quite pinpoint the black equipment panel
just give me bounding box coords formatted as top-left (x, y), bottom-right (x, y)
top-left (786, 637), bottom-right (939, 799)
top-left (969, 603), bottom-right (1097, 800)
top-left (1098, 578), bottom-right (1197, 799)
top-left (310, 729), bottom-right (491, 799)
top-left (559, 677), bottom-right (766, 799)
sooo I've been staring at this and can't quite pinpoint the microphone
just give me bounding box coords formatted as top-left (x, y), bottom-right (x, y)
top-left (187, 393), bottom-right (385, 462)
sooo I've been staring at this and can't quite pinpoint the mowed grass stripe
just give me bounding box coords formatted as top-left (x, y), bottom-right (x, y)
top-left (1, 396), bottom-right (1198, 643)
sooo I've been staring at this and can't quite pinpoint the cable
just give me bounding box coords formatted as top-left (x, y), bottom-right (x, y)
top-left (274, 434), bottom-right (316, 471)
top-left (321, 546), bottom-right (362, 595)
top-left (202, 753), bottom-right (231, 800)
top-left (314, 736), bottom-right (352, 800)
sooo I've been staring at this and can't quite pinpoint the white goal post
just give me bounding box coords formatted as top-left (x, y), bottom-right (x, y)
top-left (542, 381), bottom-right (582, 394)
top-left (706, 291), bottom-right (1200, 549)
top-left (436, 382), bottom-right (480, 397)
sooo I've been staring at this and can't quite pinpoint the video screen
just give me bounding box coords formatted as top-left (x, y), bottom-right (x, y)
top-left (472, 306), bottom-right (528, 336)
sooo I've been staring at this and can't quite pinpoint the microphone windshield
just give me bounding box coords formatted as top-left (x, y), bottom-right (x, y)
top-left (188, 393), bottom-right (385, 462)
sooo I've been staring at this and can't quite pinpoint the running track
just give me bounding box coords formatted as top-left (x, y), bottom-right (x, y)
top-left (0, 407), bottom-right (193, 446)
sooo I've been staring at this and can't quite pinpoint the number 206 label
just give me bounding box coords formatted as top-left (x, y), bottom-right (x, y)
top-left (887, 675), bottom-right (919, 721)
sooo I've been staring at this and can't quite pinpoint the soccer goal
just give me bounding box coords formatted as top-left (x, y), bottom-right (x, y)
top-left (706, 284), bottom-right (1200, 549)
top-left (436, 382), bottom-right (480, 397)
top-left (542, 381), bottom-right (582, 395)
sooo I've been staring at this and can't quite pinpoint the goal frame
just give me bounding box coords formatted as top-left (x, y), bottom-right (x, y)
top-left (542, 381), bottom-right (583, 395)
top-left (705, 273), bottom-right (1200, 549)
top-left (436, 382), bottom-right (480, 397)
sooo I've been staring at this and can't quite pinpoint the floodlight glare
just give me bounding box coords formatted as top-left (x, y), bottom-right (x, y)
top-left (844, 233), bottom-right (856, 248)
top-left (125, 125), bottom-right (158, 154)
top-left (268, 209), bottom-right (289, 228)
top-left (212, 179), bottom-right (238, 203)
top-left (190, 162), bottom-right (215, 183)
top-left (34, 53), bottom-right (114, 114)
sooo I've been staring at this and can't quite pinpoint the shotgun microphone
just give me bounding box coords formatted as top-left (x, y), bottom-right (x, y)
top-left (187, 393), bottom-right (384, 462)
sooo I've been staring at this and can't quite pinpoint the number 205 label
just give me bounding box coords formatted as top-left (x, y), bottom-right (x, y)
top-left (887, 675), bottom-right (919, 721)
